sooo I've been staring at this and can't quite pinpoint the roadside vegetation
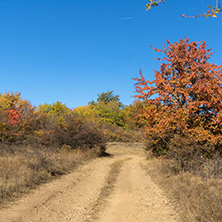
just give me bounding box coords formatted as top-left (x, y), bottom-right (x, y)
top-left (1, 37), bottom-right (222, 221)
top-left (0, 90), bottom-right (143, 206)
top-left (135, 38), bottom-right (222, 222)
top-left (0, 144), bottom-right (94, 207)
top-left (145, 156), bottom-right (222, 222)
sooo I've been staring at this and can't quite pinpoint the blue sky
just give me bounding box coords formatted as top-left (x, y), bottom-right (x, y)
top-left (0, 0), bottom-right (221, 108)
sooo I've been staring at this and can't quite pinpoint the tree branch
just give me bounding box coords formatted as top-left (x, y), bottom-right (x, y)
top-left (146, 0), bottom-right (222, 18)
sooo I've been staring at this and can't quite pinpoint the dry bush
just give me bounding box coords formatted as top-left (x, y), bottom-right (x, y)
top-left (38, 114), bottom-right (107, 155)
top-left (107, 142), bottom-right (146, 156)
top-left (0, 144), bottom-right (95, 206)
top-left (100, 123), bottom-right (144, 142)
top-left (145, 133), bottom-right (222, 174)
top-left (165, 135), bottom-right (209, 173)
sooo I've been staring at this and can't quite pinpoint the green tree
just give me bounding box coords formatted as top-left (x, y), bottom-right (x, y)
top-left (96, 100), bottom-right (125, 127)
top-left (97, 90), bottom-right (120, 103)
top-left (87, 91), bottom-right (125, 127)
top-left (89, 90), bottom-right (124, 108)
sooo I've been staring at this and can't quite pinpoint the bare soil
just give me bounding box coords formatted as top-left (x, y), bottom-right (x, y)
top-left (0, 143), bottom-right (180, 222)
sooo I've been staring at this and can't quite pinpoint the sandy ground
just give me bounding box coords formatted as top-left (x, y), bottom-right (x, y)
top-left (0, 143), bottom-right (180, 222)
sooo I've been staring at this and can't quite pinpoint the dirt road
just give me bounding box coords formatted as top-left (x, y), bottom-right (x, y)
top-left (0, 143), bottom-right (179, 222)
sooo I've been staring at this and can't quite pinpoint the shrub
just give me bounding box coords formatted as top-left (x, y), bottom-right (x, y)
top-left (40, 113), bottom-right (107, 155)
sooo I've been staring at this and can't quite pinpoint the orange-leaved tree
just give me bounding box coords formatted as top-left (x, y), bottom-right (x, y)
top-left (133, 38), bottom-right (222, 156)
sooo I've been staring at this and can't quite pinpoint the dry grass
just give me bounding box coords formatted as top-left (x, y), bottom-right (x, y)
top-left (106, 142), bottom-right (146, 156)
top-left (0, 144), bottom-right (96, 207)
top-left (145, 156), bottom-right (222, 222)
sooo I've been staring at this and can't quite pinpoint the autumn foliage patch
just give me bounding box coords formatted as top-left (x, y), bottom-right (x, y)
top-left (0, 90), bottom-right (144, 154)
top-left (0, 94), bottom-right (107, 154)
top-left (133, 38), bottom-right (222, 163)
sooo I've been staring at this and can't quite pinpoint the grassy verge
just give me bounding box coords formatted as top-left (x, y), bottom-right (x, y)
top-left (0, 144), bottom-right (97, 207)
top-left (144, 155), bottom-right (222, 222)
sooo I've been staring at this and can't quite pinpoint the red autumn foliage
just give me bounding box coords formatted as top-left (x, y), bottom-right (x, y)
top-left (5, 107), bottom-right (21, 126)
top-left (133, 38), bottom-right (222, 157)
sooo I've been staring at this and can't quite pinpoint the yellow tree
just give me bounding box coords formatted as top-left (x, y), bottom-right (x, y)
top-left (0, 92), bottom-right (35, 142)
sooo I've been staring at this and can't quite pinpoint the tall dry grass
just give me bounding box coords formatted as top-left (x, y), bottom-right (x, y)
top-left (145, 155), bottom-right (222, 222)
top-left (0, 144), bottom-right (96, 207)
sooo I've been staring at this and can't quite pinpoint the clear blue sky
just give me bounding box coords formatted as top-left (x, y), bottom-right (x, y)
top-left (0, 0), bottom-right (221, 108)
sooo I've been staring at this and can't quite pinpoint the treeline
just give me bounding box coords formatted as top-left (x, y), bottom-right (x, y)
top-left (0, 90), bottom-right (144, 153)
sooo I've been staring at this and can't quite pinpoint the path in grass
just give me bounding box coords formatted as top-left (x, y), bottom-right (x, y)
top-left (0, 143), bottom-right (179, 222)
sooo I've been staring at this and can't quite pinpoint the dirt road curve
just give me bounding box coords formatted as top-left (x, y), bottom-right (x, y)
top-left (0, 143), bottom-right (179, 222)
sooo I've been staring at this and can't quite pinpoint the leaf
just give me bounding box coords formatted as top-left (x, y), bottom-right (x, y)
top-left (146, 4), bottom-right (151, 10)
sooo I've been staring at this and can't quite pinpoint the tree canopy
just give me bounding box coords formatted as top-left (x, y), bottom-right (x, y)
top-left (133, 38), bottom-right (222, 156)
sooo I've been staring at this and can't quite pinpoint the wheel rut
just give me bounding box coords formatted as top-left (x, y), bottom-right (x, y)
top-left (0, 143), bottom-right (180, 222)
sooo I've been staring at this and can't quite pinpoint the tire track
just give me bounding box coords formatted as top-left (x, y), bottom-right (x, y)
top-left (85, 158), bottom-right (131, 222)
top-left (0, 143), bottom-right (180, 222)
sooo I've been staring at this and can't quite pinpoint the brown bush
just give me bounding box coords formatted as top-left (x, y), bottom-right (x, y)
top-left (99, 122), bottom-right (144, 142)
top-left (41, 114), bottom-right (107, 155)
